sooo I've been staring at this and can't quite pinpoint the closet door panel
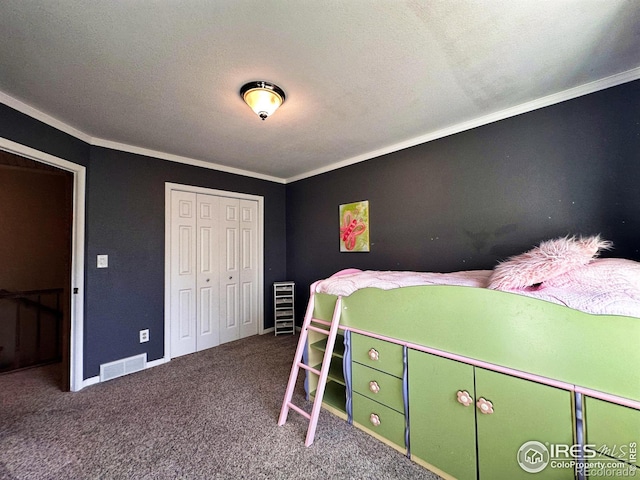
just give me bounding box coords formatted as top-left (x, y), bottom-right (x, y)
top-left (170, 191), bottom-right (197, 357)
top-left (196, 194), bottom-right (219, 351)
top-left (219, 198), bottom-right (240, 344)
top-left (239, 200), bottom-right (258, 338)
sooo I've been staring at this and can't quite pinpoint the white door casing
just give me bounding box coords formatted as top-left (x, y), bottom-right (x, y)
top-left (0, 138), bottom-right (86, 391)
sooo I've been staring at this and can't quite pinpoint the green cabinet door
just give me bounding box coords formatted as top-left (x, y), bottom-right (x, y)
top-left (409, 351), bottom-right (575, 480)
top-left (585, 397), bottom-right (640, 467)
top-left (475, 368), bottom-right (574, 479)
top-left (408, 350), bottom-right (477, 480)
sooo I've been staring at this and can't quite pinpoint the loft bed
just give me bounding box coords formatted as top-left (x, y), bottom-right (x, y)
top-left (300, 236), bottom-right (640, 479)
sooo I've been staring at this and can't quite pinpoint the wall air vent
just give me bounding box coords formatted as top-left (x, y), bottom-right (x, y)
top-left (99, 353), bottom-right (147, 382)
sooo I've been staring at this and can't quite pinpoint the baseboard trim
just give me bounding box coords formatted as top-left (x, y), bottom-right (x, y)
top-left (82, 376), bottom-right (100, 388)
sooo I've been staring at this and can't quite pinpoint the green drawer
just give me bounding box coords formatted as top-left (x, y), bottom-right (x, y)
top-left (351, 333), bottom-right (403, 377)
top-left (585, 397), bottom-right (640, 467)
top-left (352, 362), bottom-right (404, 413)
top-left (352, 392), bottom-right (406, 449)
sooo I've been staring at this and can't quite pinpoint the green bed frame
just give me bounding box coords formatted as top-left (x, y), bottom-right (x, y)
top-left (313, 285), bottom-right (640, 403)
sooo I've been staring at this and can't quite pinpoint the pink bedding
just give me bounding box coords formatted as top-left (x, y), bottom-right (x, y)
top-left (314, 258), bottom-right (640, 318)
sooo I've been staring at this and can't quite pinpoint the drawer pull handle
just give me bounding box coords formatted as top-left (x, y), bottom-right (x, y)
top-left (369, 413), bottom-right (381, 427)
top-left (368, 348), bottom-right (379, 361)
top-left (369, 381), bottom-right (380, 394)
top-left (456, 390), bottom-right (473, 407)
top-left (476, 397), bottom-right (494, 414)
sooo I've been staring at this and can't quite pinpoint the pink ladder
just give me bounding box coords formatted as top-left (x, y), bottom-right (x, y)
top-left (278, 294), bottom-right (343, 446)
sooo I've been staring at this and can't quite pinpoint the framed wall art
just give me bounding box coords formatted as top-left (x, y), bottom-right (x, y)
top-left (339, 200), bottom-right (369, 252)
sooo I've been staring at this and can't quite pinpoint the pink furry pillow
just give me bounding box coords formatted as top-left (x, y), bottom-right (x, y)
top-left (488, 235), bottom-right (612, 290)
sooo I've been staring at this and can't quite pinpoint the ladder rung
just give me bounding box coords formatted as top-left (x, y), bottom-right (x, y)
top-left (287, 402), bottom-right (311, 420)
top-left (297, 362), bottom-right (321, 376)
top-left (307, 325), bottom-right (329, 335)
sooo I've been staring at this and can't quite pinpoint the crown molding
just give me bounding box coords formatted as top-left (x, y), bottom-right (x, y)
top-left (0, 91), bottom-right (286, 184)
top-left (2, 66), bottom-right (639, 185)
top-left (285, 66), bottom-right (640, 183)
top-left (0, 91), bottom-right (93, 143)
top-left (91, 138), bottom-right (284, 183)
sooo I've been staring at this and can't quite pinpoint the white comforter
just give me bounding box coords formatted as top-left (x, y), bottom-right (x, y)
top-left (314, 258), bottom-right (640, 318)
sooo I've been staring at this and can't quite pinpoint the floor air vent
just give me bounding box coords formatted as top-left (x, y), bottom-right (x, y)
top-left (100, 353), bottom-right (147, 382)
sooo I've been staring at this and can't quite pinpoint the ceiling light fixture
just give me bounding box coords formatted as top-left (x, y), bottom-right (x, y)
top-left (240, 81), bottom-right (286, 120)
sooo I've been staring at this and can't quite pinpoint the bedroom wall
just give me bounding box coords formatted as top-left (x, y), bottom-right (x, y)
top-left (286, 80), bottom-right (640, 318)
top-left (85, 146), bottom-right (287, 377)
top-left (0, 105), bottom-right (287, 380)
top-left (0, 104), bottom-right (90, 167)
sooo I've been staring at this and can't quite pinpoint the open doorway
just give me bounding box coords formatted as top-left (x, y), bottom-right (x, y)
top-left (0, 150), bottom-right (72, 390)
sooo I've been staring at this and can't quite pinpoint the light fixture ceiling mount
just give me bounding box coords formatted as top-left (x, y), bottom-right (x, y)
top-left (240, 81), bottom-right (286, 120)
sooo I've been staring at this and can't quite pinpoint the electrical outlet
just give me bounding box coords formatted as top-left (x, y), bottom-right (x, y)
top-left (139, 329), bottom-right (149, 343)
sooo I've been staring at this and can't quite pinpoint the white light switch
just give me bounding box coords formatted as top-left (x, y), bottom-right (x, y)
top-left (97, 255), bottom-right (108, 268)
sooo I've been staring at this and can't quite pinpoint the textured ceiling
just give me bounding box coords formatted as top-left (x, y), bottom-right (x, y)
top-left (0, 1), bottom-right (639, 182)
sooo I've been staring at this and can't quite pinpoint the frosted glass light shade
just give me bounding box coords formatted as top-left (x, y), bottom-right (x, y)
top-left (240, 81), bottom-right (286, 120)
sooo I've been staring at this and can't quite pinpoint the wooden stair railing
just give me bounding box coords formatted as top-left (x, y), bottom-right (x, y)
top-left (0, 288), bottom-right (64, 373)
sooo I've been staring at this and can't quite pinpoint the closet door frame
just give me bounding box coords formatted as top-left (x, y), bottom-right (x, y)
top-left (164, 182), bottom-right (264, 360)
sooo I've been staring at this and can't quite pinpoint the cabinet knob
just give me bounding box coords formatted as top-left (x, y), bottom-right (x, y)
top-left (369, 413), bottom-right (381, 427)
top-left (368, 348), bottom-right (379, 361)
top-left (476, 397), bottom-right (494, 414)
top-left (456, 390), bottom-right (473, 407)
top-left (369, 381), bottom-right (380, 394)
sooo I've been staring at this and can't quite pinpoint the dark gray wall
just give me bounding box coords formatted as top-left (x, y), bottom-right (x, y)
top-left (0, 104), bottom-right (90, 167)
top-left (85, 147), bottom-right (287, 376)
top-left (0, 106), bottom-right (287, 379)
top-left (286, 80), bottom-right (640, 318)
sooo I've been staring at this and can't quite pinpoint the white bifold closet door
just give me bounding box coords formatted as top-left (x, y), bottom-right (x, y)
top-left (170, 191), bottom-right (258, 358)
top-left (218, 196), bottom-right (259, 344)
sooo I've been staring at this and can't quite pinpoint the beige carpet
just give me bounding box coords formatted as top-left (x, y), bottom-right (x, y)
top-left (0, 333), bottom-right (442, 479)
